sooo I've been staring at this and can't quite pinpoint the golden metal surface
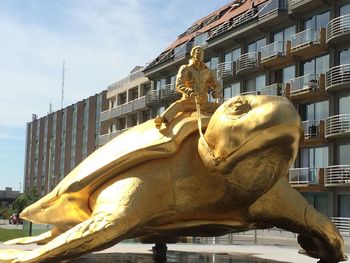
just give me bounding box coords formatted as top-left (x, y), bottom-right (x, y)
top-left (155, 46), bottom-right (221, 129)
top-left (0, 53), bottom-right (347, 263)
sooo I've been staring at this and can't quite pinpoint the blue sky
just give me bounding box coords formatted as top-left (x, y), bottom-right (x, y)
top-left (0, 0), bottom-right (230, 191)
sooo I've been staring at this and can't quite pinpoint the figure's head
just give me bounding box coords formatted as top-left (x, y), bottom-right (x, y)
top-left (190, 46), bottom-right (204, 62)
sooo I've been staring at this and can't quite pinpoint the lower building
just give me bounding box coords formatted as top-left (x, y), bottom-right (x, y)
top-left (0, 187), bottom-right (20, 208)
top-left (23, 91), bottom-right (108, 196)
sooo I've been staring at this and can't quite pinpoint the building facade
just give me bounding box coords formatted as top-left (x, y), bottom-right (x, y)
top-left (0, 187), bottom-right (20, 208)
top-left (140, 0), bottom-right (350, 232)
top-left (23, 91), bottom-right (108, 196)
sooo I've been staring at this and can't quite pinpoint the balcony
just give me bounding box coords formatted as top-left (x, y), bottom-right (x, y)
top-left (326, 64), bottom-right (350, 91)
top-left (289, 0), bottom-right (324, 14)
top-left (260, 41), bottom-right (292, 68)
top-left (300, 120), bottom-right (326, 147)
top-left (100, 96), bottom-right (147, 122)
top-left (258, 0), bottom-right (288, 28)
top-left (208, 8), bottom-right (258, 40)
top-left (327, 14), bottom-right (350, 45)
top-left (146, 90), bottom-right (160, 106)
top-left (174, 42), bottom-right (193, 59)
top-left (133, 96), bottom-right (146, 111)
top-left (259, 83), bottom-right (288, 96)
top-left (325, 114), bottom-right (350, 139)
top-left (290, 28), bottom-right (327, 60)
top-left (289, 74), bottom-right (327, 103)
top-left (98, 128), bottom-right (131, 146)
top-left (288, 167), bottom-right (325, 191)
top-left (331, 217), bottom-right (350, 237)
top-left (236, 52), bottom-right (261, 75)
top-left (239, 90), bottom-right (260, 96)
top-left (216, 61), bottom-right (236, 80)
top-left (160, 84), bottom-right (181, 102)
top-left (325, 165), bottom-right (350, 187)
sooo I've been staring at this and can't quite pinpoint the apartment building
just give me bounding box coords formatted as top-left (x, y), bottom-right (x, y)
top-left (139, 0), bottom-right (350, 233)
top-left (99, 66), bottom-right (179, 145)
top-left (23, 91), bottom-right (108, 196)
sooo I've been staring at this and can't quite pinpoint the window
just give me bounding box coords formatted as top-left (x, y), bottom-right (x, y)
top-left (300, 147), bottom-right (328, 168)
top-left (224, 48), bottom-right (241, 62)
top-left (339, 95), bottom-right (350, 114)
top-left (299, 101), bottom-right (329, 121)
top-left (156, 79), bottom-right (166, 90)
top-left (338, 144), bottom-right (350, 165)
top-left (118, 93), bottom-right (127, 105)
top-left (248, 38), bottom-right (266, 53)
top-left (339, 48), bottom-right (350, 65)
top-left (224, 82), bottom-right (240, 100)
top-left (273, 25), bottom-right (295, 42)
top-left (338, 194), bottom-right (350, 217)
top-left (340, 3), bottom-right (350, 16)
top-left (205, 57), bottom-right (219, 70)
top-left (302, 54), bottom-right (329, 75)
top-left (282, 65), bottom-right (295, 83)
top-left (305, 11), bottom-right (330, 29)
top-left (245, 74), bottom-right (266, 92)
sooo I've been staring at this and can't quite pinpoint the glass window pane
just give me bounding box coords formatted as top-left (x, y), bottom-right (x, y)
top-left (314, 147), bottom-right (328, 168)
top-left (248, 42), bottom-right (256, 53)
top-left (316, 11), bottom-right (330, 28)
top-left (338, 195), bottom-right (350, 217)
top-left (246, 79), bottom-right (255, 92)
top-left (232, 82), bottom-right (240, 96)
top-left (315, 100), bottom-right (329, 120)
top-left (315, 54), bottom-right (329, 74)
top-left (274, 31), bottom-right (283, 42)
top-left (283, 65), bottom-right (295, 83)
top-left (256, 38), bottom-right (267, 51)
top-left (284, 25), bottom-right (296, 41)
top-left (303, 59), bottom-right (315, 75)
top-left (224, 52), bottom-right (232, 62)
top-left (314, 193), bottom-right (328, 216)
top-left (339, 144), bottom-right (350, 165)
top-left (256, 74), bottom-right (266, 90)
top-left (339, 48), bottom-right (350, 65)
top-left (339, 95), bottom-right (350, 114)
top-left (340, 3), bottom-right (350, 16)
top-left (232, 48), bottom-right (241, 61)
top-left (224, 86), bottom-right (231, 100)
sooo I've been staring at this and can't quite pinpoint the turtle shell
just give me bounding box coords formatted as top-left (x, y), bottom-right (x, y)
top-left (21, 112), bottom-right (211, 225)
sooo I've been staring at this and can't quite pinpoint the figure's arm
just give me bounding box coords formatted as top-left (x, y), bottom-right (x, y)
top-left (176, 65), bottom-right (194, 97)
top-left (209, 69), bottom-right (223, 99)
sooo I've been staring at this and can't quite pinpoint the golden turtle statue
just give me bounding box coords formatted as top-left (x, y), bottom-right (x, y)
top-left (0, 95), bottom-right (347, 263)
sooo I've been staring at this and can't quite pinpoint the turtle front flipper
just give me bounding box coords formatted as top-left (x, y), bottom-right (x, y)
top-left (247, 178), bottom-right (347, 263)
top-left (0, 212), bottom-right (137, 263)
top-left (4, 227), bottom-right (65, 245)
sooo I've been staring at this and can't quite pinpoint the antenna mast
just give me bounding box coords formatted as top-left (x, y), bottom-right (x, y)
top-left (61, 61), bottom-right (65, 109)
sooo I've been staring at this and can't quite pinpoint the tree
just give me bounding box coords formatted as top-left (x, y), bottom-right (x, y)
top-left (12, 188), bottom-right (40, 214)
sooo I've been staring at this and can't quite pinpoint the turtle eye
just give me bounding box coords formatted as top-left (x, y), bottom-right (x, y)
top-left (225, 96), bottom-right (252, 120)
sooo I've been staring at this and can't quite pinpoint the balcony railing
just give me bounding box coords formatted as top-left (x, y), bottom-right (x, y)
top-left (259, 83), bottom-right (286, 96)
top-left (327, 14), bottom-right (350, 44)
top-left (240, 90), bottom-right (260, 96)
top-left (208, 8), bottom-right (258, 40)
top-left (236, 52), bottom-right (261, 74)
top-left (290, 74), bottom-right (323, 94)
top-left (302, 120), bottom-right (321, 139)
top-left (326, 64), bottom-right (350, 91)
top-left (325, 114), bottom-right (350, 138)
top-left (258, 0), bottom-right (288, 19)
top-left (261, 41), bottom-right (288, 61)
top-left (290, 28), bottom-right (326, 54)
top-left (146, 90), bottom-right (160, 105)
top-left (133, 96), bottom-right (146, 111)
top-left (216, 61), bottom-right (236, 79)
top-left (289, 167), bottom-right (319, 185)
top-left (331, 217), bottom-right (350, 237)
top-left (325, 165), bottom-right (350, 186)
top-left (174, 42), bottom-right (193, 59)
top-left (121, 101), bottom-right (133, 115)
top-left (160, 83), bottom-right (180, 101)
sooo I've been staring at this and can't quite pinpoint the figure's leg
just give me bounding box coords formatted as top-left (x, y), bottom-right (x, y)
top-left (4, 227), bottom-right (65, 245)
top-left (155, 100), bottom-right (195, 128)
top-left (247, 178), bottom-right (347, 263)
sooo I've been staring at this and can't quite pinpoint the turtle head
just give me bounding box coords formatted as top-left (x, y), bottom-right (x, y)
top-left (198, 95), bottom-right (303, 176)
